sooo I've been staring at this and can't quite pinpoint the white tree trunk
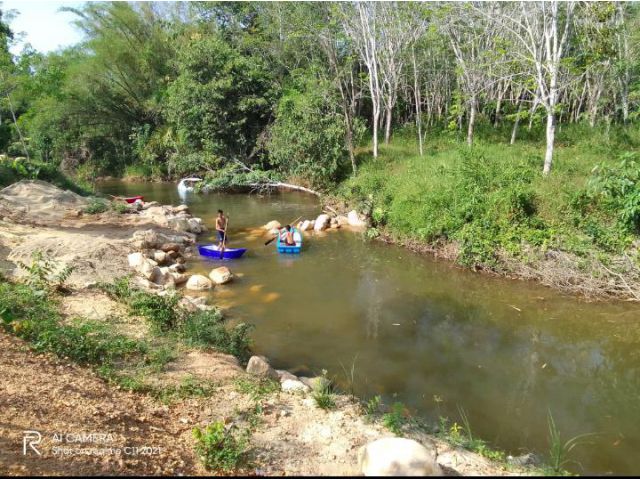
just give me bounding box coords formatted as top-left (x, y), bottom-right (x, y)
top-left (543, 112), bottom-right (555, 175)
top-left (466, 95), bottom-right (476, 146)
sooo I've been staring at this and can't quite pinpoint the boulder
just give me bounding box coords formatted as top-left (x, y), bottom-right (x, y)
top-left (209, 266), bottom-right (233, 285)
top-left (299, 220), bottom-right (312, 232)
top-left (153, 250), bottom-right (168, 264)
top-left (348, 210), bottom-right (368, 228)
top-left (185, 274), bottom-right (213, 291)
top-left (358, 438), bottom-right (441, 477)
top-left (171, 272), bottom-right (190, 285)
top-left (172, 204), bottom-right (190, 214)
top-left (137, 259), bottom-right (158, 280)
top-left (336, 215), bottom-right (349, 226)
top-left (264, 220), bottom-right (281, 231)
top-left (277, 370), bottom-right (299, 383)
top-left (169, 263), bottom-right (186, 273)
top-left (168, 217), bottom-right (191, 232)
top-left (246, 355), bottom-right (279, 380)
top-left (188, 217), bottom-right (206, 234)
top-left (160, 242), bottom-right (182, 253)
top-left (314, 214), bottom-right (331, 232)
top-left (281, 379), bottom-right (311, 394)
top-left (178, 297), bottom-right (199, 313)
top-left (127, 252), bottom-right (145, 268)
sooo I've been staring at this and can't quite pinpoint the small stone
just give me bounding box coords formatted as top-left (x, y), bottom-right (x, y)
top-left (127, 252), bottom-right (145, 268)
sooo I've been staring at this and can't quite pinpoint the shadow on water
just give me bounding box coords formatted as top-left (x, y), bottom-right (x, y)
top-left (99, 180), bottom-right (640, 475)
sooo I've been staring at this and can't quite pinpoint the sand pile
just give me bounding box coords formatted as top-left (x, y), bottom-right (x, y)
top-left (0, 180), bottom-right (88, 223)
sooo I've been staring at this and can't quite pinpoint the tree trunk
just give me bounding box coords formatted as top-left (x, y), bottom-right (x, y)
top-left (543, 112), bottom-right (555, 175)
top-left (510, 96), bottom-right (524, 145)
top-left (412, 45), bottom-right (423, 156)
top-left (7, 95), bottom-right (30, 161)
top-left (466, 95), bottom-right (476, 146)
top-left (384, 105), bottom-right (392, 144)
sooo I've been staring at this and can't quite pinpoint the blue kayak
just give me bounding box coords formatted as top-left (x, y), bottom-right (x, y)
top-left (198, 244), bottom-right (247, 260)
top-left (277, 228), bottom-right (303, 254)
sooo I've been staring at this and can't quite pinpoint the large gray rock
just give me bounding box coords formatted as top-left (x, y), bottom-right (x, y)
top-left (209, 266), bottom-right (233, 285)
top-left (185, 274), bottom-right (213, 291)
top-left (246, 355), bottom-right (279, 380)
top-left (314, 214), bottom-right (331, 232)
top-left (188, 217), bottom-right (205, 234)
top-left (358, 438), bottom-right (441, 477)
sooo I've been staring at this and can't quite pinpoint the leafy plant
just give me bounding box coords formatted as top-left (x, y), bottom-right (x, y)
top-left (83, 197), bottom-right (109, 214)
top-left (16, 250), bottom-right (74, 293)
top-left (364, 395), bottom-right (382, 417)
top-left (193, 421), bottom-right (247, 473)
top-left (383, 402), bottom-right (408, 435)
top-left (312, 369), bottom-right (336, 410)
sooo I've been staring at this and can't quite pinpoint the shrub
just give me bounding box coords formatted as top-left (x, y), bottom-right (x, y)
top-left (382, 402), bottom-right (408, 435)
top-left (83, 197), bottom-right (109, 214)
top-left (181, 310), bottom-right (253, 361)
top-left (311, 370), bottom-right (336, 410)
top-left (192, 421), bottom-right (247, 473)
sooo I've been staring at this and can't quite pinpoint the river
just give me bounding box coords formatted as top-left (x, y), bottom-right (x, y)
top-left (99, 180), bottom-right (640, 475)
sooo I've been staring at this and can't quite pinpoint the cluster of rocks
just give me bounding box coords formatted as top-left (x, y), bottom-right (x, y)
top-left (245, 355), bottom-right (330, 395)
top-left (126, 203), bottom-right (234, 298)
top-left (134, 202), bottom-right (207, 234)
top-left (263, 209), bottom-right (368, 236)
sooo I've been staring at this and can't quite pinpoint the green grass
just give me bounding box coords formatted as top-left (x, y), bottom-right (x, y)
top-left (98, 277), bottom-right (253, 360)
top-left (340, 123), bottom-right (640, 274)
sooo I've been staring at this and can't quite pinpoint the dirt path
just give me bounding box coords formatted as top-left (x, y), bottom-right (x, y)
top-left (0, 331), bottom-right (205, 476)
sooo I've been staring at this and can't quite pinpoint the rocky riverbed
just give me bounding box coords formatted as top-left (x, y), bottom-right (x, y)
top-left (0, 180), bottom-right (531, 476)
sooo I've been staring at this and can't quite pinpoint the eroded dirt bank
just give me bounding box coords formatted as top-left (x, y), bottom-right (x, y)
top-left (0, 181), bottom-right (528, 476)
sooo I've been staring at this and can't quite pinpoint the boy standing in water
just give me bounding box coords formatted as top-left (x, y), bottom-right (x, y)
top-left (215, 209), bottom-right (227, 247)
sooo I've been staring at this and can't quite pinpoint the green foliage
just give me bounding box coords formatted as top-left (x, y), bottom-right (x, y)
top-left (547, 410), bottom-right (594, 474)
top-left (436, 414), bottom-right (507, 463)
top-left (181, 310), bottom-right (253, 361)
top-left (234, 377), bottom-right (280, 401)
top-left (382, 402), bottom-right (408, 435)
top-left (128, 290), bottom-right (181, 333)
top-left (342, 128), bottom-right (640, 272)
top-left (0, 156), bottom-right (90, 193)
top-left (364, 395), bottom-right (382, 417)
top-left (98, 278), bottom-right (253, 360)
top-left (83, 197), bottom-right (109, 214)
top-left (16, 250), bottom-right (74, 293)
top-left (165, 32), bottom-right (276, 161)
top-left (154, 376), bottom-right (218, 404)
top-left (0, 279), bottom-right (145, 367)
top-left (311, 369), bottom-right (336, 410)
top-left (193, 421), bottom-right (247, 473)
top-left (267, 74), bottom-right (352, 188)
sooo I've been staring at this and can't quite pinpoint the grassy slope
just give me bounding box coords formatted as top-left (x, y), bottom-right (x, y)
top-left (338, 123), bottom-right (640, 296)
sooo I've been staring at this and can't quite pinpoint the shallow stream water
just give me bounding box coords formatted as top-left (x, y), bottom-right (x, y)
top-left (99, 181), bottom-right (640, 475)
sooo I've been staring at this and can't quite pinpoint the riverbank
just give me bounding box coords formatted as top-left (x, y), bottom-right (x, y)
top-left (333, 134), bottom-right (640, 302)
top-left (0, 180), bottom-right (541, 476)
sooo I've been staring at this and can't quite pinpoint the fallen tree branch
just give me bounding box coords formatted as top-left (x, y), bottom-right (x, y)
top-left (249, 182), bottom-right (321, 197)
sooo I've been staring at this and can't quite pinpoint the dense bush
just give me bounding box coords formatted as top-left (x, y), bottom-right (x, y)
top-left (267, 75), bottom-right (354, 188)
